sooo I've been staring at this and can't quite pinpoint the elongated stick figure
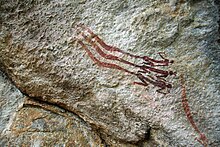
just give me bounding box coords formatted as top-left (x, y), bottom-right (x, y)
top-left (73, 24), bottom-right (175, 94)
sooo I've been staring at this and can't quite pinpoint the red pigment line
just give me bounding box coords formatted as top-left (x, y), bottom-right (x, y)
top-left (80, 32), bottom-right (139, 68)
top-left (80, 29), bottom-right (175, 78)
top-left (135, 72), bottom-right (172, 94)
top-left (180, 74), bottom-right (208, 147)
top-left (77, 38), bottom-right (171, 94)
top-left (77, 40), bottom-right (134, 75)
top-left (142, 52), bottom-right (174, 66)
top-left (78, 24), bottom-right (173, 66)
top-left (141, 64), bottom-right (176, 78)
top-left (75, 24), bottom-right (174, 94)
top-left (77, 38), bottom-right (151, 88)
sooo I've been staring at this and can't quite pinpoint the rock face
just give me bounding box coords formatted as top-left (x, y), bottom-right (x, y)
top-left (0, 75), bottom-right (103, 147)
top-left (0, 0), bottom-right (219, 146)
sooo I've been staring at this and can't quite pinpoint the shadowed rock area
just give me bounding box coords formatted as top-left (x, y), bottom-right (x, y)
top-left (0, 0), bottom-right (219, 146)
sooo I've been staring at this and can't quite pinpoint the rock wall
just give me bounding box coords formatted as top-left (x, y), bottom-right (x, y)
top-left (0, 0), bottom-right (219, 146)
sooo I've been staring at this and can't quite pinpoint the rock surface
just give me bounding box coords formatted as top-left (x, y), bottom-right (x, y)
top-left (0, 0), bottom-right (219, 146)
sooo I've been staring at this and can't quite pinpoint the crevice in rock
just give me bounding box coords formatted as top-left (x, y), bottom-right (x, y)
top-left (22, 94), bottom-right (152, 146)
top-left (0, 70), bottom-right (106, 143)
top-left (95, 130), bottom-right (111, 147)
top-left (0, 67), bottom-right (152, 145)
top-left (21, 95), bottom-right (87, 124)
top-left (21, 97), bottom-right (110, 146)
top-left (22, 101), bottom-right (69, 117)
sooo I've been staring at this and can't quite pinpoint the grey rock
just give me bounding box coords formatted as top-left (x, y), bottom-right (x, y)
top-left (0, 71), bottom-right (24, 135)
top-left (0, 0), bottom-right (219, 146)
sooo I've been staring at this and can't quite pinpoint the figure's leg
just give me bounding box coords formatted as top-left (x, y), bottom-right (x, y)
top-left (135, 73), bottom-right (151, 87)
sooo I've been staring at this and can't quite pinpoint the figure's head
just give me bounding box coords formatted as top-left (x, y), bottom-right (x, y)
top-left (169, 71), bottom-right (177, 76)
top-left (170, 60), bottom-right (174, 64)
top-left (167, 84), bottom-right (172, 88)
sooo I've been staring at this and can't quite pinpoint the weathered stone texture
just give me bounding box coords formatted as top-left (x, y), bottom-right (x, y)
top-left (0, 71), bottom-right (24, 138)
top-left (0, 71), bottom-right (143, 146)
top-left (2, 98), bottom-right (104, 146)
top-left (0, 0), bottom-right (219, 146)
top-left (0, 72), bottom-right (101, 146)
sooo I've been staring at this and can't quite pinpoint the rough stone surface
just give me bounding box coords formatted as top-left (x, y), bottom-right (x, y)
top-left (0, 0), bottom-right (219, 146)
top-left (0, 71), bottom-right (24, 138)
top-left (0, 72), bottom-right (139, 146)
top-left (0, 71), bottom-right (102, 146)
top-left (0, 97), bottom-right (103, 146)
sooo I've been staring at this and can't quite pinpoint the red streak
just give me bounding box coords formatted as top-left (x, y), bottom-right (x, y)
top-left (77, 40), bottom-right (134, 75)
top-left (75, 24), bottom-right (175, 94)
top-left (79, 24), bottom-right (173, 66)
top-left (81, 32), bottom-right (139, 68)
top-left (180, 74), bottom-right (208, 147)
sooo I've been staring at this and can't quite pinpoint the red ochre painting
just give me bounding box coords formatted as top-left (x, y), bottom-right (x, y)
top-left (72, 24), bottom-right (208, 146)
top-left (73, 24), bottom-right (175, 94)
